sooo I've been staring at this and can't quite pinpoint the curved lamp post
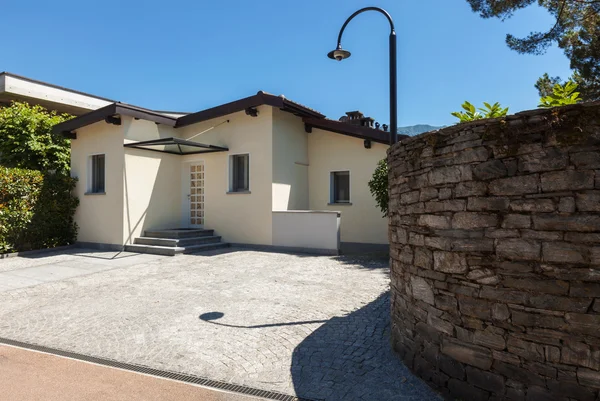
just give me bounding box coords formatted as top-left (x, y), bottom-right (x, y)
top-left (327, 7), bottom-right (397, 145)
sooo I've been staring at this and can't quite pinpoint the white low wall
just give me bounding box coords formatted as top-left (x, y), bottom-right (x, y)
top-left (272, 211), bottom-right (340, 253)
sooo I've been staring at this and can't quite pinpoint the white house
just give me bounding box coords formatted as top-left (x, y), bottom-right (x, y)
top-left (3, 72), bottom-right (398, 255)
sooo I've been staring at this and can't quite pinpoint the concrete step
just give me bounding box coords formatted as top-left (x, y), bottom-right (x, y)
top-left (144, 229), bottom-right (214, 239)
top-left (124, 242), bottom-right (230, 256)
top-left (134, 235), bottom-right (222, 247)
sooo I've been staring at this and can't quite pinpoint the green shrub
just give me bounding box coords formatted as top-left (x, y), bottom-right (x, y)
top-left (0, 167), bottom-right (78, 253)
top-left (368, 159), bottom-right (389, 217)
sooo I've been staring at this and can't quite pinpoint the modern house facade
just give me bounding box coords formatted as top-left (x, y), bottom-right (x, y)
top-left (2, 72), bottom-right (398, 254)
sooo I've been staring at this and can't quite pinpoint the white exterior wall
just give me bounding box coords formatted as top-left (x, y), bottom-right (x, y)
top-left (271, 108), bottom-right (309, 211)
top-left (123, 118), bottom-right (181, 243)
top-left (180, 106), bottom-right (273, 246)
top-left (308, 128), bottom-right (388, 244)
top-left (272, 211), bottom-right (340, 251)
top-left (70, 121), bottom-right (124, 246)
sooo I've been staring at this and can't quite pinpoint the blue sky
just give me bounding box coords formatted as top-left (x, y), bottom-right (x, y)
top-left (2, 0), bottom-right (572, 126)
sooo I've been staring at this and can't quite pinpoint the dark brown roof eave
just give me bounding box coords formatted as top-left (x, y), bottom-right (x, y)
top-left (303, 117), bottom-right (408, 145)
top-left (52, 103), bottom-right (178, 134)
top-left (175, 92), bottom-right (324, 128)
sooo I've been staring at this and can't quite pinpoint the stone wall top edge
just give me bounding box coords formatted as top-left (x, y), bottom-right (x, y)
top-left (390, 101), bottom-right (600, 153)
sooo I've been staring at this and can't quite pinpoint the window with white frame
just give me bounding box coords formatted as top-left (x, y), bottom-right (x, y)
top-left (88, 154), bottom-right (105, 194)
top-left (229, 154), bottom-right (249, 192)
top-left (330, 171), bottom-right (350, 203)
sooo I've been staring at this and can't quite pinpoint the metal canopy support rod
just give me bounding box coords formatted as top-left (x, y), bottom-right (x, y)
top-left (327, 6), bottom-right (398, 145)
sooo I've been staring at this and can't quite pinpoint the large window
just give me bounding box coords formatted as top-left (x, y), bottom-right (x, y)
top-left (88, 154), bottom-right (105, 194)
top-left (330, 171), bottom-right (350, 204)
top-left (229, 154), bottom-right (249, 192)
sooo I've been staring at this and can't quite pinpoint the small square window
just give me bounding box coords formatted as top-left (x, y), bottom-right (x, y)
top-left (331, 171), bottom-right (350, 203)
top-left (88, 154), bottom-right (105, 193)
top-left (230, 154), bottom-right (249, 192)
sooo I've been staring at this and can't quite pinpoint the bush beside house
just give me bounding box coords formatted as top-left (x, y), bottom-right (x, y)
top-left (0, 102), bottom-right (78, 254)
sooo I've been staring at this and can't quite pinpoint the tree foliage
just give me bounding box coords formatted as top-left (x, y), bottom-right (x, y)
top-left (0, 102), bottom-right (73, 174)
top-left (539, 79), bottom-right (582, 107)
top-left (467, 0), bottom-right (600, 101)
top-left (368, 159), bottom-right (389, 217)
top-left (451, 101), bottom-right (509, 123)
top-left (535, 73), bottom-right (562, 97)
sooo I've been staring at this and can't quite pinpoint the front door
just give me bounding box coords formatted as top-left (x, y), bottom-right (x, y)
top-left (188, 162), bottom-right (205, 227)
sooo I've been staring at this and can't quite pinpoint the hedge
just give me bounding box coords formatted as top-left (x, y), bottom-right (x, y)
top-left (0, 167), bottom-right (79, 253)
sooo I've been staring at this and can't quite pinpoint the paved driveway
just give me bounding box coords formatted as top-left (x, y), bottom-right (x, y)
top-left (0, 248), bottom-right (440, 401)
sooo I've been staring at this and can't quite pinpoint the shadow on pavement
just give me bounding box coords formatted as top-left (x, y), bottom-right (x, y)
top-left (290, 292), bottom-right (441, 401)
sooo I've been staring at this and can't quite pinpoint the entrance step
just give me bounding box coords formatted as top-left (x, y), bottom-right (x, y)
top-left (144, 228), bottom-right (214, 239)
top-left (125, 229), bottom-right (229, 256)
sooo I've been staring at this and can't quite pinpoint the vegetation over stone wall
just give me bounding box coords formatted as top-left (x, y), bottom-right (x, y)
top-left (388, 101), bottom-right (600, 400)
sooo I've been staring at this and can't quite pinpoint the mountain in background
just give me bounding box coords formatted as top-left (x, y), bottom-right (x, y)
top-left (398, 124), bottom-right (443, 136)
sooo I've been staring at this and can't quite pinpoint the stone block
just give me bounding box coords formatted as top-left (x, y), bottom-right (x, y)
top-left (571, 151), bottom-right (600, 169)
top-left (456, 182), bottom-right (488, 198)
top-left (510, 310), bottom-right (566, 330)
top-left (428, 166), bottom-right (462, 185)
top-left (400, 190), bottom-right (420, 205)
top-left (509, 199), bottom-right (555, 212)
top-left (410, 276), bottom-right (434, 305)
top-left (576, 192), bottom-right (600, 212)
top-left (424, 200), bottom-right (466, 213)
top-left (452, 238), bottom-right (495, 253)
top-left (525, 385), bottom-right (562, 401)
top-left (565, 313), bottom-right (600, 336)
top-left (528, 295), bottom-right (591, 313)
top-left (577, 368), bottom-right (600, 389)
top-left (408, 232), bottom-right (425, 246)
top-left (474, 159), bottom-right (507, 181)
top-left (442, 338), bottom-right (493, 370)
top-left (485, 228), bottom-right (520, 238)
top-left (534, 214), bottom-right (600, 232)
top-left (427, 314), bottom-right (454, 336)
top-left (454, 147), bottom-right (489, 164)
top-left (497, 239), bottom-right (541, 261)
top-left (569, 282), bottom-right (600, 298)
top-left (448, 379), bottom-right (490, 401)
top-left (490, 175), bottom-right (539, 196)
top-left (414, 247), bottom-right (433, 269)
top-left (480, 287), bottom-right (529, 304)
top-left (433, 251), bottom-right (468, 273)
top-left (466, 366), bottom-right (505, 393)
top-left (542, 242), bottom-right (587, 264)
top-left (473, 328), bottom-right (506, 350)
top-left (399, 245), bottom-right (414, 264)
top-left (520, 230), bottom-right (563, 241)
top-left (558, 197), bottom-right (576, 213)
top-left (419, 187), bottom-right (438, 202)
top-left (565, 232), bottom-right (600, 243)
top-left (502, 277), bottom-right (568, 295)
top-left (459, 296), bottom-right (491, 319)
top-left (418, 214), bottom-right (451, 229)
top-left (452, 212), bottom-right (498, 229)
top-left (439, 353), bottom-right (466, 379)
top-left (492, 303), bottom-right (510, 321)
top-left (439, 187), bottom-right (452, 200)
top-left (541, 171), bottom-right (594, 192)
top-left (561, 341), bottom-right (600, 370)
top-left (519, 148), bottom-right (568, 173)
top-left (468, 197), bottom-right (509, 211)
top-left (492, 361), bottom-right (545, 387)
top-left (435, 294), bottom-right (458, 312)
top-left (507, 336), bottom-right (545, 362)
top-left (502, 214), bottom-right (532, 229)
top-left (546, 379), bottom-right (597, 401)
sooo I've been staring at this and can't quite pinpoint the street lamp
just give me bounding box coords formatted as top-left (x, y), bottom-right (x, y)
top-left (327, 7), bottom-right (397, 145)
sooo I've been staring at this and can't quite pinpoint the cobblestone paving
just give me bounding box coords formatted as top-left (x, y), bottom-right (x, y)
top-left (0, 249), bottom-right (440, 400)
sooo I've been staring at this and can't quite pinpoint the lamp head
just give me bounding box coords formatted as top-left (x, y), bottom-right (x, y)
top-left (327, 47), bottom-right (351, 61)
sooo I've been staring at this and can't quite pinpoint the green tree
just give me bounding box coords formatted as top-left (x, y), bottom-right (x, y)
top-left (368, 159), bottom-right (388, 217)
top-left (535, 73), bottom-right (562, 97)
top-left (0, 102), bottom-right (73, 174)
top-left (539, 80), bottom-right (582, 107)
top-left (467, 0), bottom-right (600, 101)
top-left (451, 101), bottom-right (509, 123)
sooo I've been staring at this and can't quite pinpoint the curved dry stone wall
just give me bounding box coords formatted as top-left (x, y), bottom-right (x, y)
top-left (389, 102), bottom-right (600, 401)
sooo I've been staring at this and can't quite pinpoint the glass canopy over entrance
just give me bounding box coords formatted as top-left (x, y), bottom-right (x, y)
top-left (124, 137), bottom-right (229, 155)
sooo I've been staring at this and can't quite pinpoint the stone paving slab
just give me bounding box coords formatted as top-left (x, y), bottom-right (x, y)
top-left (0, 248), bottom-right (440, 401)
